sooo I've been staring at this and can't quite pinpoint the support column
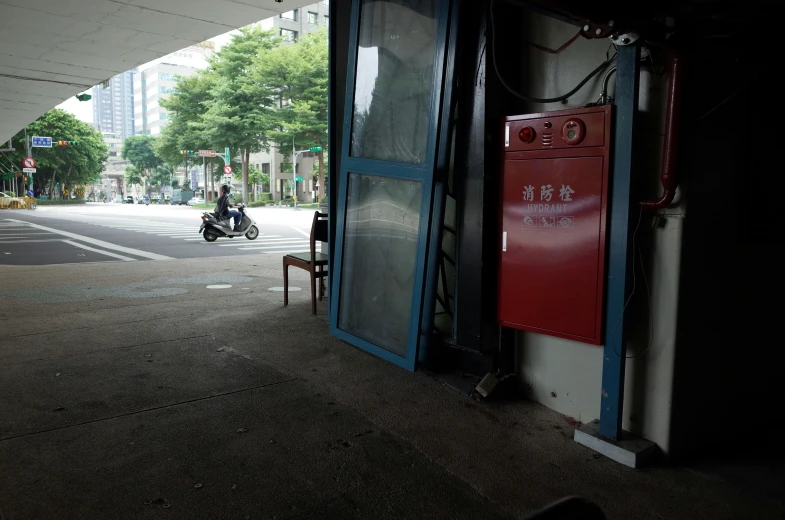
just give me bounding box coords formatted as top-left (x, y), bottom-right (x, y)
top-left (599, 44), bottom-right (640, 440)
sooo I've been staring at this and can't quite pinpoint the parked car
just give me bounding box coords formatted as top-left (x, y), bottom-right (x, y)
top-left (125, 196), bottom-right (135, 204)
top-left (187, 196), bottom-right (204, 206)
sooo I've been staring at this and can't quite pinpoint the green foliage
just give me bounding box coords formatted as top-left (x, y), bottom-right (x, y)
top-left (124, 165), bottom-right (144, 192)
top-left (247, 200), bottom-right (267, 207)
top-left (122, 135), bottom-right (162, 172)
top-left (35, 199), bottom-right (87, 205)
top-left (152, 25), bottom-right (328, 202)
top-left (236, 164), bottom-right (269, 186)
top-left (157, 73), bottom-right (215, 167)
top-left (9, 109), bottom-right (108, 192)
top-left (252, 30), bottom-right (328, 152)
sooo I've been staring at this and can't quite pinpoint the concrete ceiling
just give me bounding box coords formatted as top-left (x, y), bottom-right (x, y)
top-left (0, 0), bottom-right (295, 142)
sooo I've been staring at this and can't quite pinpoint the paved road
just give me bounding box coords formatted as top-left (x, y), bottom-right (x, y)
top-left (1, 203), bottom-right (318, 266)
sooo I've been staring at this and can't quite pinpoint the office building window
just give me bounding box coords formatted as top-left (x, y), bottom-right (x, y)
top-left (308, 11), bottom-right (317, 24)
top-left (280, 9), bottom-right (297, 21)
top-left (280, 29), bottom-right (298, 42)
top-left (261, 163), bottom-right (270, 174)
top-left (323, 0), bottom-right (329, 5)
top-left (324, 15), bottom-right (329, 27)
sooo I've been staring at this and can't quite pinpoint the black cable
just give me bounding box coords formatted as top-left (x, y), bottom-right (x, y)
top-left (700, 73), bottom-right (758, 120)
top-left (488, 0), bottom-right (616, 104)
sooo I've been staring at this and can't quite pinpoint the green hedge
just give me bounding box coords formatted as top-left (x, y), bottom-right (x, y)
top-left (35, 199), bottom-right (87, 205)
top-left (260, 192), bottom-right (273, 202)
top-left (248, 201), bottom-right (267, 208)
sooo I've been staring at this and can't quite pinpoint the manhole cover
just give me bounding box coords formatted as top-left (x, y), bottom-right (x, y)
top-left (206, 284), bottom-right (232, 289)
top-left (268, 287), bottom-right (301, 292)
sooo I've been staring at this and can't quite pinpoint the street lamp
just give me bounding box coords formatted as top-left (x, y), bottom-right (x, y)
top-left (158, 166), bottom-right (175, 200)
top-left (291, 137), bottom-right (322, 208)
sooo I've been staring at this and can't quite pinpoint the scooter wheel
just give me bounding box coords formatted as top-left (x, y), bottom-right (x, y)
top-left (246, 225), bottom-right (259, 240)
top-left (203, 230), bottom-right (219, 242)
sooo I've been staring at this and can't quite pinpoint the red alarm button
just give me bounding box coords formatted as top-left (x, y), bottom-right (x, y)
top-left (519, 126), bottom-right (536, 143)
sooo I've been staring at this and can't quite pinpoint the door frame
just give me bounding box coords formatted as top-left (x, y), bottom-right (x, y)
top-left (329, 0), bottom-right (454, 371)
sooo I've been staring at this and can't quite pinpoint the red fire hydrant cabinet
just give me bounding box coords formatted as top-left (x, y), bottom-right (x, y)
top-left (498, 106), bottom-right (612, 345)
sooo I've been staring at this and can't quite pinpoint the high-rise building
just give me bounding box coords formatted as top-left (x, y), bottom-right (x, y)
top-left (133, 42), bottom-right (214, 136)
top-left (259, 1), bottom-right (329, 43)
top-left (91, 70), bottom-right (135, 140)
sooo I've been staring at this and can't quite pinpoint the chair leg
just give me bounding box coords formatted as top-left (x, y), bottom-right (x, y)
top-left (318, 265), bottom-right (324, 301)
top-left (283, 261), bottom-right (289, 307)
top-left (310, 269), bottom-right (317, 315)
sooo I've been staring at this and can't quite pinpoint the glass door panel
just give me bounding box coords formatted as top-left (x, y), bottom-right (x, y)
top-left (350, 0), bottom-right (439, 164)
top-left (331, 0), bottom-right (451, 371)
top-left (338, 174), bottom-right (422, 356)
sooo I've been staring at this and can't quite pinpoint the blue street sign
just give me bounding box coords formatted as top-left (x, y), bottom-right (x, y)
top-left (32, 136), bottom-right (52, 148)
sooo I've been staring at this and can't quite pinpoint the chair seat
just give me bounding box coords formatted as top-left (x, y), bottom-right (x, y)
top-left (285, 252), bottom-right (328, 265)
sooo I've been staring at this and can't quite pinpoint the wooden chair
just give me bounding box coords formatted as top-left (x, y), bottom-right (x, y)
top-left (283, 211), bottom-right (328, 314)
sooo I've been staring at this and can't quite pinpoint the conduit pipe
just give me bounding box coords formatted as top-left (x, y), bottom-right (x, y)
top-left (640, 50), bottom-right (685, 210)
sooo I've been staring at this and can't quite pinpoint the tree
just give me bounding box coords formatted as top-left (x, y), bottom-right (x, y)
top-left (252, 29), bottom-right (328, 202)
top-left (8, 109), bottom-right (107, 197)
top-left (199, 26), bottom-right (280, 204)
top-left (122, 134), bottom-right (162, 187)
top-left (124, 166), bottom-right (144, 195)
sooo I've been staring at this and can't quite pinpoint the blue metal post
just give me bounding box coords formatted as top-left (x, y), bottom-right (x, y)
top-left (599, 44), bottom-right (640, 440)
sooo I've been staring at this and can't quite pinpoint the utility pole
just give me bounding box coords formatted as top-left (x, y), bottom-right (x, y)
top-left (292, 135), bottom-right (297, 207)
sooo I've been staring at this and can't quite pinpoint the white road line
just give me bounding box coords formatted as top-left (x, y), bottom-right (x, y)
top-left (5, 219), bottom-right (173, 261)
top-left (0, 234), bottom-right (56, 239)
top-left (239, 244), bottom-right (311, 251)
top-left (217, 239), bottom-right (306, 248)
top-left (62, 240), bottom-right (136, 262)
top-left (220, 239), bottom-right (308, 247)
top-left (292, 227), bottom-right (311, 239)
top-left (0, 239), bottom-right (65, 244)
top-left (217, 237), bottom-right (302, 246)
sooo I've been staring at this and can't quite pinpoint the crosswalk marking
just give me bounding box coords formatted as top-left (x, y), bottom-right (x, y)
top-left (14, 214), bottom-right (311, 253)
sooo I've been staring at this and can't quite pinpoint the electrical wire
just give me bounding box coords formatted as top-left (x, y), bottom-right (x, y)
top-left (610, 206), bottom-right (654, 359)
top-left (525, 29), bottom-right (582, 54)
top-left (699, 73), bottom-right (758, 120)
top-left (489, 0), bottom-right (616, 104)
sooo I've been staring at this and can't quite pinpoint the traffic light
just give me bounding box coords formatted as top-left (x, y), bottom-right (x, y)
top-left (309, 146), bottom-right (323, 152)
top-left (57, 141), bottom-right (76, 146)
top-left (179, 150), bottom-right (196, 155)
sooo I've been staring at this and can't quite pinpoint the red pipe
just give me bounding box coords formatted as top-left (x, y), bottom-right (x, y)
top-left (641, 50), bottom-right (685, 210)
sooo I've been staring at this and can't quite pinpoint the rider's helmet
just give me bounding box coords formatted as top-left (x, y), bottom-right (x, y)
top-left (221, 184), bottom-right (230, 194)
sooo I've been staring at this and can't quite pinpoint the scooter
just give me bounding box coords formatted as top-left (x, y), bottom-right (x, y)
top-left (199, 203), bottom-right (259, 242)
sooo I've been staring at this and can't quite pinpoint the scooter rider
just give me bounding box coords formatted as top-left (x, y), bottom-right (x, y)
top-left (215, 184), bottom-right (242, 232)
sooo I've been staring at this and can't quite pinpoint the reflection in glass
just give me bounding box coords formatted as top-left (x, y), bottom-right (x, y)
top-left (351, 0), bottom-right (438, 163)
top-left (339, 174), bottom-right (422, 356)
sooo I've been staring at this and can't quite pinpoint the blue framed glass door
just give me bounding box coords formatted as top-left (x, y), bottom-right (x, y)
top-left (330, 0), bottom-right (452, 370)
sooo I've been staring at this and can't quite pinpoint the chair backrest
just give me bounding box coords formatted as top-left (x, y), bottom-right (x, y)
top-left (310, 211), bottom-right (328, 262)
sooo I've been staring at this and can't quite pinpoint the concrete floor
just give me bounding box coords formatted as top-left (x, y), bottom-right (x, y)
top-left (0, 255), bottom-right (781, 519)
